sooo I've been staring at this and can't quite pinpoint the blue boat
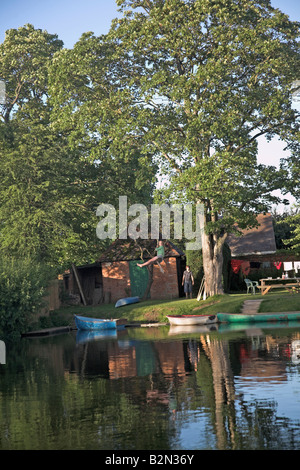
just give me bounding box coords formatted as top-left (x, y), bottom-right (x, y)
top-left (115, 296), bottom-right (140, 308)
top-left (74, 315), bottom-right (127, 331)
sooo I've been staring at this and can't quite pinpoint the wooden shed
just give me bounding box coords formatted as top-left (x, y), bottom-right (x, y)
top-left (62, 262), bottom-right (103, 306)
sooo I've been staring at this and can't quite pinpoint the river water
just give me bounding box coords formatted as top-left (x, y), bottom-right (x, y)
top-left (1, 321), bottom-right (300, 451)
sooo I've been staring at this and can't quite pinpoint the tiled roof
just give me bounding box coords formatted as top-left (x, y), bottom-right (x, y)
top-left (227, 213), bottom-right (276, 257)
top-left (97, 214), bottom-right (277, 262)
top-left (98, 239), bottom-right (184, 262)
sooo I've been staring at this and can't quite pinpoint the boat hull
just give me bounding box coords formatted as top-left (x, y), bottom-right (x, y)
top-left (217, 312), bottom-right (300, 323)
top-left (166, 314), bottom-right (218, 326)
top-left (115, 297), bottom-right (140, 308)
top-left (74, 315), bottom-right (127, 331)
top-left (168, 324), bottom-right (218, 335)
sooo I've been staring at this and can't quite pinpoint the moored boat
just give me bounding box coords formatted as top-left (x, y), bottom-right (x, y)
top-left (115, 296), bottom-right (140, 308)
top-left (217, 312), bottom-right (300, 323)
top-left (74, 315), bottom-right (127, 331)
top-left (168, 324), bottom-right (218, 335)
top-left (166, 314), bottom-right (218, 326)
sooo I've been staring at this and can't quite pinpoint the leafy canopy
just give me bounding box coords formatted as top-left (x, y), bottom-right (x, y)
top-left (0, 25), bottom-right (157, 266)
top-left (109, 0), bottom-right (300, 234)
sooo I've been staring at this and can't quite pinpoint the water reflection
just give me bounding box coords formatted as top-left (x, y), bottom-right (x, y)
top-left (1, 322), bottom-right (300, 450)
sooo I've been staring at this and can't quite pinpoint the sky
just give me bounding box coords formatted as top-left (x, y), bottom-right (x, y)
top-left (0, 0), bottom-right (299, 48)
top-left (0, 0), bottom-right (299, 210)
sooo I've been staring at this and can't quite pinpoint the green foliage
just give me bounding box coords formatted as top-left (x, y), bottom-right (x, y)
top-left (1, 8), bottom-right (299, 296)
top-left (280, 138), bottom-right (300, 201)
top-left (0, 257), bottom-right (54, 337)
top-left (0, 24), bottom-right (157, 267)
top-left (0, 25), bottom-right (93, 266)
top-left (48, 32), bottom-right (158, 208)
top-left (106, 0), bottom-right (300, 294)
top-left (0, 24), bottom-right (63, 123)
top-left (282, 208), bottom-right (300, 251)
top-left (0, 113), bottom-right (102, 266)
top-left (272, 208), bottom-right (297, 249)
top-left (186, 249), bottom-right (204, 296)
top-left (272, 207), bottom-right (300, 251)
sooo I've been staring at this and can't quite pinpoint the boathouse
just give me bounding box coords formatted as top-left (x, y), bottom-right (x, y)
top-left (62, 239), bottom-right (185, 305)
top-left (98, 239), bottom-right (185, 303)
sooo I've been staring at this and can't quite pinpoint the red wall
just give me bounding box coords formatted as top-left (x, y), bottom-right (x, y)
top-left (102, 261), bottom-right (130, 303)
top-left (102, 257), bottom-right (179, 303)
top-left (151, 257), bottom-right (179, 300)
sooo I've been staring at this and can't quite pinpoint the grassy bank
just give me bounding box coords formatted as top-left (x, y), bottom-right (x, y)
top-left (33, 291), bottom-right (300, 331)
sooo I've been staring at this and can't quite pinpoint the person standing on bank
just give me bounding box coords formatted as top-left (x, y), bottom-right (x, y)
top-left (182, 265), bottom-right (194, 298)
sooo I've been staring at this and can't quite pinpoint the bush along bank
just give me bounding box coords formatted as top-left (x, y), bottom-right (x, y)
top-left (0, 257), bottom-right (55, 339)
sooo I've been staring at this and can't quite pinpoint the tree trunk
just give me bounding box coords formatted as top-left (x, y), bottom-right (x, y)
top-left (202, 231), bottom-right (227, 297)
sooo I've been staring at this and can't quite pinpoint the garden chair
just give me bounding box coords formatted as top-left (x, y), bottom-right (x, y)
top-left (244, 278), bottom-right (259, 295)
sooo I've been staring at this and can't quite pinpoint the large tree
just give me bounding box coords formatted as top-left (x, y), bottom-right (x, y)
top-left (0, 25), bottom-right (157, 266)
top-left (48, 31), bottom-right (158, 239)
top-left (280, 132), bottom-right (300, 251)
top-left (0, 24), bottom-right (63, 123)
top-left (105, 0), bottom-right (300, 295)
top-left (0, 25), bottom-right (99, 265)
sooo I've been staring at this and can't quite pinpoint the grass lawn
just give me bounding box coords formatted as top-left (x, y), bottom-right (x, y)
top-left (39, 290), bottom-right (300, 331)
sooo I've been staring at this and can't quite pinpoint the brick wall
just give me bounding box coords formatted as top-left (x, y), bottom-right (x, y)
top-left (102, 258), bottom-right (179, 303)
top-left (151, 257), bottom-right (179, 300)
top-left (102, 261), bottom-right (131, 303)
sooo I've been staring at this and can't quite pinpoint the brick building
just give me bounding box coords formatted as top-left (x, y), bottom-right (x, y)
top-left (98, 239), bottom-right (185, 303)
top-left (62, 239), bottom-right (185, 305)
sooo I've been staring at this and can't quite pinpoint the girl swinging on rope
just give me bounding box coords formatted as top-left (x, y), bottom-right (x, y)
top-left (137, 240), bottom-right (165, 268)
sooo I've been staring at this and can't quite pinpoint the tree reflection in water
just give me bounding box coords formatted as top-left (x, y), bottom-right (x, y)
top-left (0, 324), bottom-right (300, 450)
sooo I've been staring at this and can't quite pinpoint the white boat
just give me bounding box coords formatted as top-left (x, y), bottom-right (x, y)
top-left (166, 314), bottom-right (218, 326)
top-left (168, 324), bottom-right (218, 335)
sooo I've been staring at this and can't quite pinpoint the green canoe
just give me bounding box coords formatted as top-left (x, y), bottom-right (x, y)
top-left (217, 312), bottom-right (300, 323)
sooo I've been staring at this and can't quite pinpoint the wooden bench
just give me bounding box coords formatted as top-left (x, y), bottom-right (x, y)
top-left (259, 278), bottom-right (300, 296)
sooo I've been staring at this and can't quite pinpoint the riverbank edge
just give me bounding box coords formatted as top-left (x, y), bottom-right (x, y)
top-left (22, 321), bottom-right (168, 337)
top-left (23, 292), bottom-right (300, 337)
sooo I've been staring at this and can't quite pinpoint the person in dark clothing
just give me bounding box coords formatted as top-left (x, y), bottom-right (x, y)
top-left (182, 265), bottom-right (194, 298)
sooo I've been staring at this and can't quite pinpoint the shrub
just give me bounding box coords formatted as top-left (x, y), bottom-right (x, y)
top-left (0, 257), bottom-right (55, 337)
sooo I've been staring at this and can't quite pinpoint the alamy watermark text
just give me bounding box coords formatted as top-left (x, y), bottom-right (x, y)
top-left (96, 196), bottom-right (204, 250)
